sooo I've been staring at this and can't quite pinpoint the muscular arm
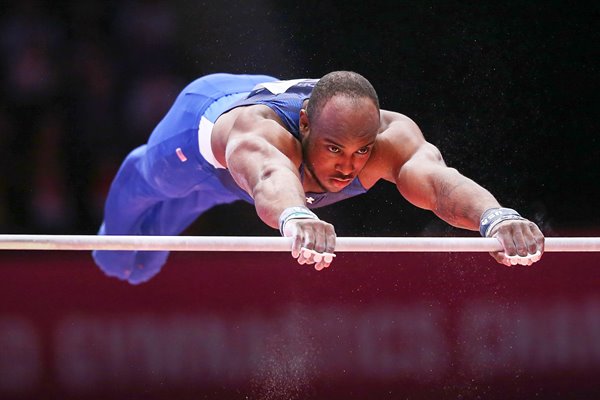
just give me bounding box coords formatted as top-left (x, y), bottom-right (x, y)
top-left (379, 110), bottom-right (544, 266)
top-left (397, 143), bottom-right (500, 230)
top-left (224, 109), bottom-right (305, 229)
top-left (379, 111), bottom-right (500, 230)
top-left (222, 107), bottom-right (336, 269)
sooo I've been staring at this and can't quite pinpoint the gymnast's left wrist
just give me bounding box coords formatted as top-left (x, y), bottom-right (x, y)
top-left (479, 207), bottom-right (524, 237)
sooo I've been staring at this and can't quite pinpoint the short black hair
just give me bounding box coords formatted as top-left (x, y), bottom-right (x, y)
top-left (307, 71), bottom-right (379, 121)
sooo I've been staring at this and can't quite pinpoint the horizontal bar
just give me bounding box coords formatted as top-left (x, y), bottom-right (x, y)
top-left (0, 235), bottom-right (599, 252)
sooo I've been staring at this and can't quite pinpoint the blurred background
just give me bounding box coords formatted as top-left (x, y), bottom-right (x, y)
top-left (0, 1), bottom-right (599, 399)
top-left (0, 0), bottom-right (598, 236)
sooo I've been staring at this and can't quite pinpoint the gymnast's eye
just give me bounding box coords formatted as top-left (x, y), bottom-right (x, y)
top-left (327, 145), bottom-right (341, 153)
top-left (356, 147), bottom-right (370, 155)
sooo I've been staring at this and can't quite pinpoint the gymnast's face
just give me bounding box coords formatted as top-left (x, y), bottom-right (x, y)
top-left (299, 95), bottom-right (380, 193)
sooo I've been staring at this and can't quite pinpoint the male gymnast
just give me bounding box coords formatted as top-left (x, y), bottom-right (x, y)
top-left (93, 71), bottom-right (545, 284)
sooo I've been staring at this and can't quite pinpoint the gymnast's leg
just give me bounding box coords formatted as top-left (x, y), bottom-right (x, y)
top-left (92, 138), bottom-right (223, 284)
top-left (93, 73), bottom-right (277, 284)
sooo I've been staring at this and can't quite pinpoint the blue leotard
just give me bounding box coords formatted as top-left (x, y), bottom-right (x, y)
top-left (223, 78), bottom-right (368, 207)
top-left (94, 74), bottom-right (369, 284)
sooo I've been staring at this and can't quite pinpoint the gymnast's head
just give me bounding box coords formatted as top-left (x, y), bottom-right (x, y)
top-left (299, 71), bottom-right (381, 192)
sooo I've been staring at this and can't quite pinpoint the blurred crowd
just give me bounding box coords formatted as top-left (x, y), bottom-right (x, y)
top-left (1, 1), bottom-right (595, 236)
top-left (1, 0), bottom-right (187, 233)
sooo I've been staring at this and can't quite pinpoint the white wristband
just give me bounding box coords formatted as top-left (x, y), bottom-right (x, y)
top-left (278, 206), bottom-right (319, 236)
top-left (479, 207), bottom-right (524, 237)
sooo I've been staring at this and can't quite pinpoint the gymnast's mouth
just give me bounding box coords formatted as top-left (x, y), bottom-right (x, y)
top-left (330, 176), bottom-right (353, 188)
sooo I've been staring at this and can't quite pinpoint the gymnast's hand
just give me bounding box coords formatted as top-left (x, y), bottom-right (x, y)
top-left (279, 207), bottom-right (336, 270)
top-left (480, 208), bottom-right (545, 266)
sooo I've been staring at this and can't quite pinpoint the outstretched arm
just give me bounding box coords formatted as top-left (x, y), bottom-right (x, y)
top-left (396, 142), bottom-right (499, 230)
top-left (223, 108), bottom-right (335, 269)
top-left (225, 119), bottom-right (305, 226)
top-left (380, 111), bottom-right (544, 266)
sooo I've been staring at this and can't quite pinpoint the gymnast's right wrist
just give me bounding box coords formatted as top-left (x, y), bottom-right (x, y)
top-left (279, 206), bottom-right (319, 236)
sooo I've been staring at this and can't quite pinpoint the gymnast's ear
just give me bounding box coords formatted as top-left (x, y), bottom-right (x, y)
top-left (299, 109), bottom-right (310, 138)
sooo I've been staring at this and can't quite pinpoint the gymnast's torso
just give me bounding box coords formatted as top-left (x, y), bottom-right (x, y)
top-left (212, 78), bottom-right (370, 208)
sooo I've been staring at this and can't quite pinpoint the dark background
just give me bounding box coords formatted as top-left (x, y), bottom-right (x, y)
top-left (1, 0), bottom-right (598, 236)
top-left (1, 3), bottom-right (599, 400)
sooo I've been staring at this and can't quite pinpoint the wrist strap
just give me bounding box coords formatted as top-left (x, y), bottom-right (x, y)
top-left (279, 206), bottom-right (319, 236)
top-left (479, 207), bottom-right (524, 237)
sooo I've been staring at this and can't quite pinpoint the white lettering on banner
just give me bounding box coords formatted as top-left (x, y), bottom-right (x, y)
top-left (55, 315), bottom-right (267, 392)
top-left (0, 317), bottom-right (41, 393)
top-left (2, 299), bottom-right (599, 396)
top-left (458, 298), bottom-right (600, 375)
top-left (354, 306), bottom-right (447, 380)
top-left (264, 305), bottom-right (446, 381)
top-left (52, 306), bottom-right (444, 392)
top-left (42, 298), bottom-right (600, 393)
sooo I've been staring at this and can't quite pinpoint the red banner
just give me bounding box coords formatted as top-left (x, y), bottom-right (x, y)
top-left (1, 248), bottom-right (599, 399)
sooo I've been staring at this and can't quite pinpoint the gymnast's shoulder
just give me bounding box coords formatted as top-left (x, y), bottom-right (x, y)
top-left (360, 110), bottom-right (431, 184)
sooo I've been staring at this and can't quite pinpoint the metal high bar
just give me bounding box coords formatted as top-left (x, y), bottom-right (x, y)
top-left (0, 235), bottom-right (598, 252)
